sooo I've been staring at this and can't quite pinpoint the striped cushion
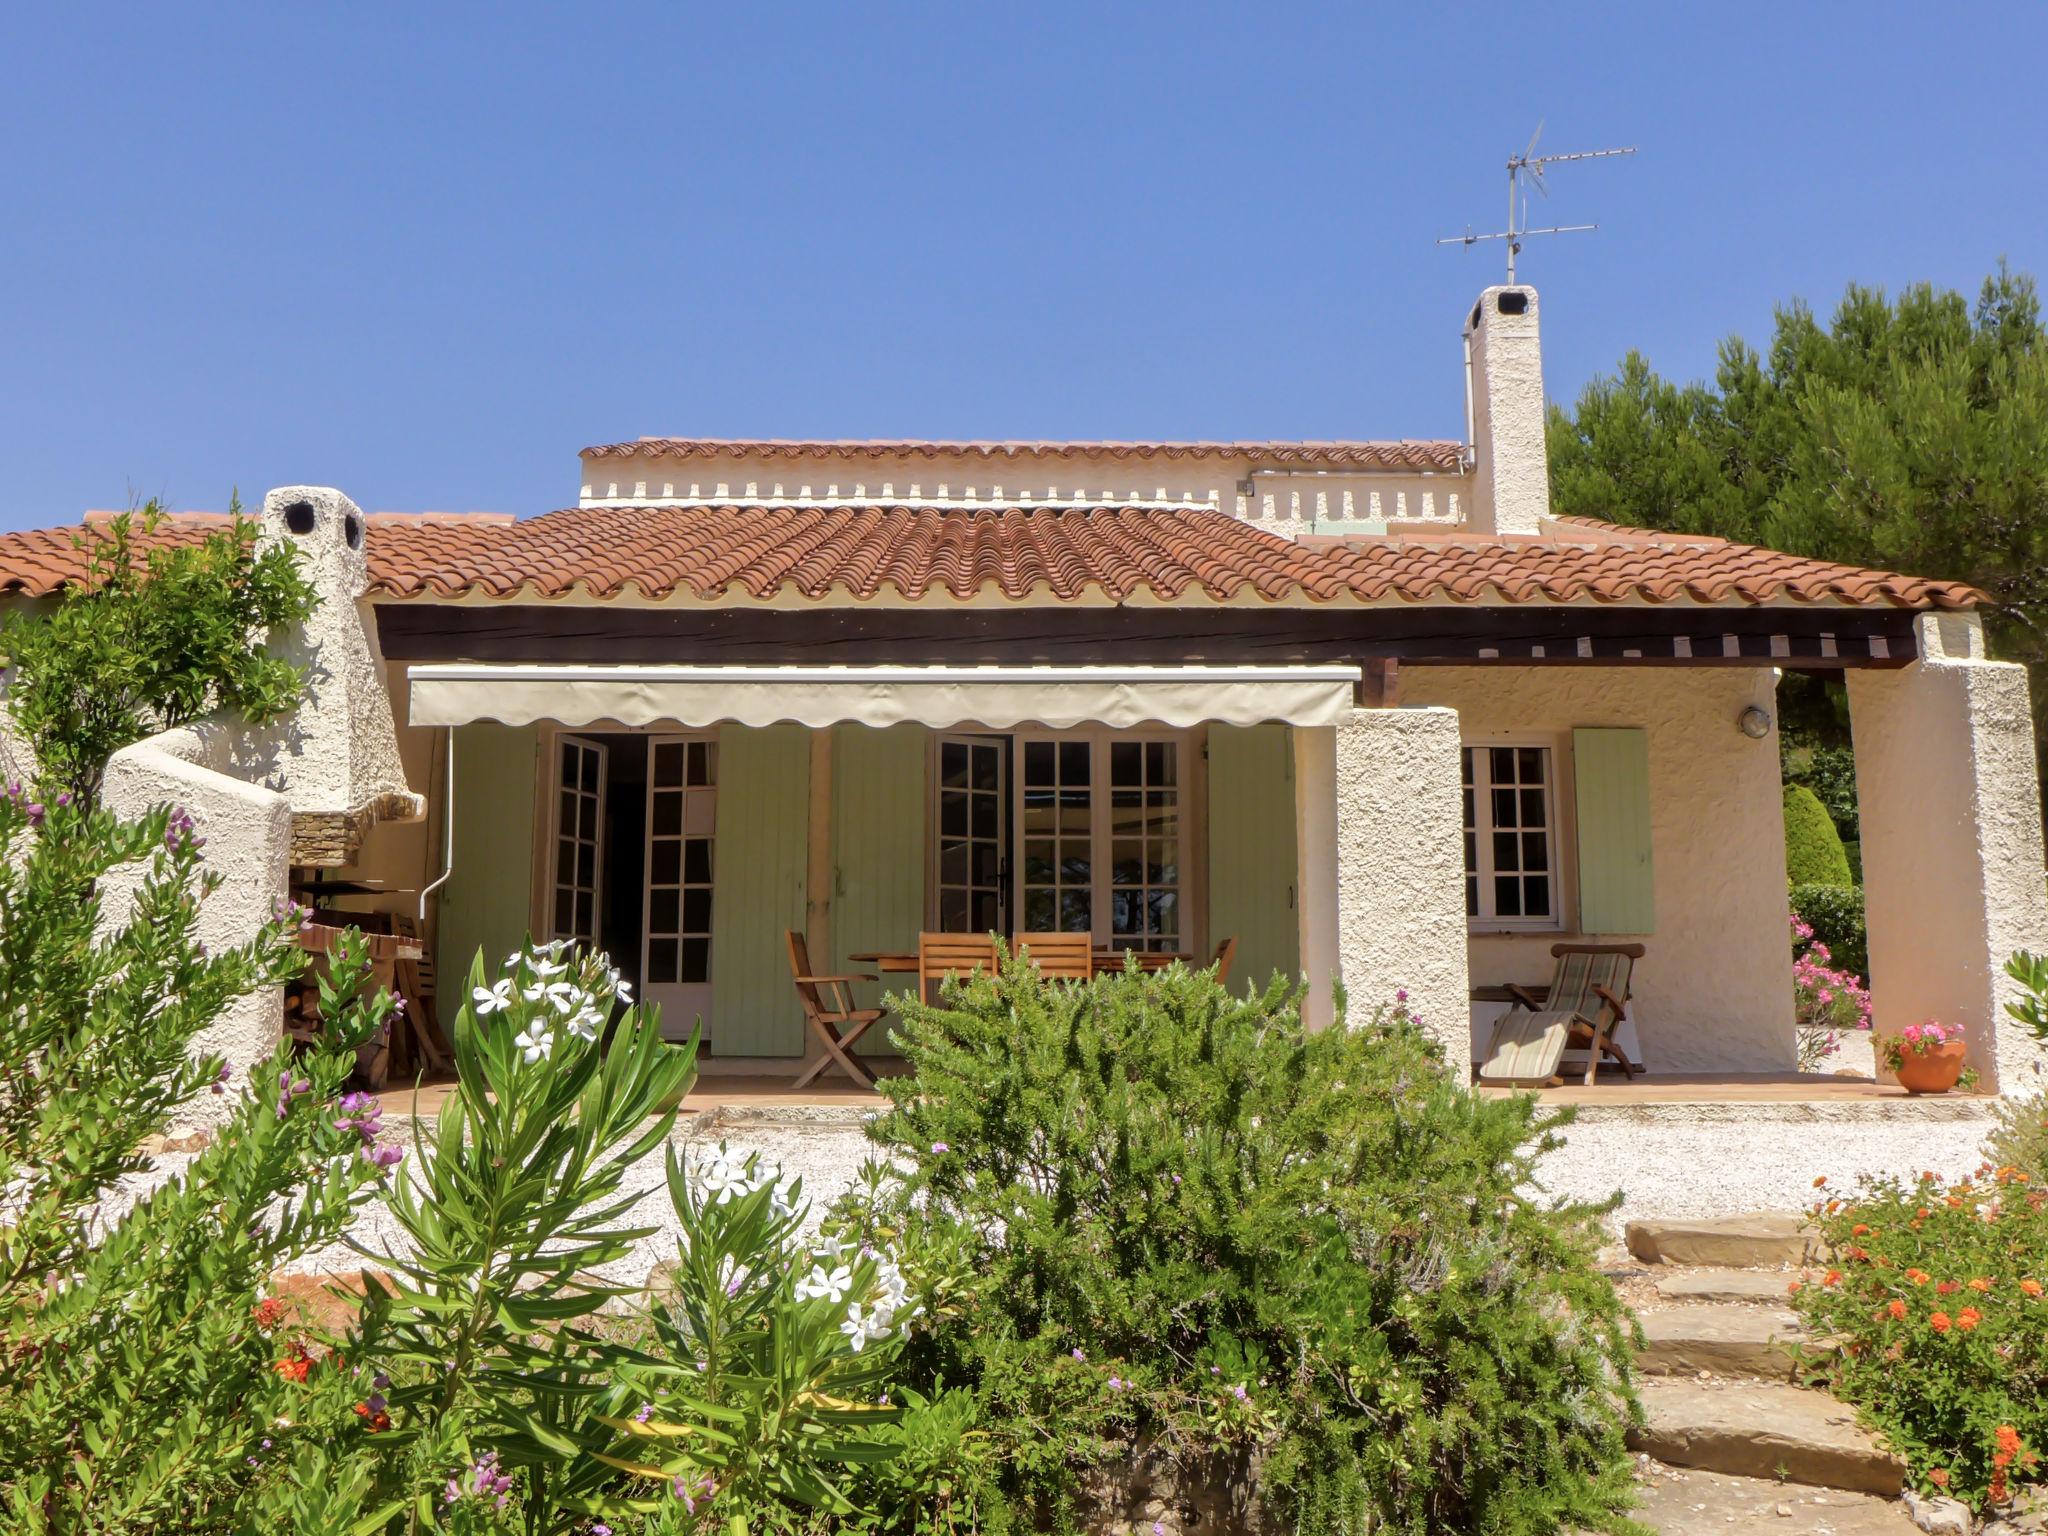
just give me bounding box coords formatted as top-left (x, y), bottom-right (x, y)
top-left (1480, 1009), bottom-right (1578, 1082)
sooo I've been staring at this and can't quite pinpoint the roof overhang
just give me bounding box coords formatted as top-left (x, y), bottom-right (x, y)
top-left (407, 663), bottom-right (1363, 731)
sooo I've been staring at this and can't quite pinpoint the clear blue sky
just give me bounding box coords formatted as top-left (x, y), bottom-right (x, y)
top-left (2, 1), bottom-right (2042, 529)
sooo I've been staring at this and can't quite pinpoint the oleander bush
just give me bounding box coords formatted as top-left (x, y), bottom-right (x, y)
top-left (1790, 883), bottom-right (1869, 982)
top-left (0, 786), bottom-right (395, 1532)
top-left (1793, 1167), bottom-right (2047, 1512)
top-left (859, 953), bottom-right (1643, 1536)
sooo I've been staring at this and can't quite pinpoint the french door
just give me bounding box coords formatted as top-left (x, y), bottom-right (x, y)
top-left (932, 734), bottom-right (1007, 934)
top-left (641, 733), bottom-right (717, 1040)
top-left (548, 735), bottom-right (607, 949)
top-left (1013, 732), bottom-right (1187, 952)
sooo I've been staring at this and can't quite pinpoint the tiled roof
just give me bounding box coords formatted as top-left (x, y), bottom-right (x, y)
top-left (580, 438), bottom-right (1468, 473)
top-left (0, 505), bottom-right (1981, 609)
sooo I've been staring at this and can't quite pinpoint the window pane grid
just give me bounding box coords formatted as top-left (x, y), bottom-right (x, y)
top-left (553, 740), bottom-right (604, 946)
top-left (647, 738), bottom-right (716, 986)
top-left (937, 738), bottom-right (1005, 934)
top-left (1108, 739), bottom-right (1180, 951)
top-left (1019, 736), bottom-right (1091, 934)
top-left (1462, 745), bottom-right (1556, 926)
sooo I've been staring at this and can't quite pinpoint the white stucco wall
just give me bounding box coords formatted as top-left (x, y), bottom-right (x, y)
top-left (1296, 708), bottom-right (1472, 1061)
top-left (1848, 615), bottom-right (2048, 1098)
top-left (102, 726), bottom-right (293, 1131)
top-left (1402, 665), bottom-right (1795, 1075)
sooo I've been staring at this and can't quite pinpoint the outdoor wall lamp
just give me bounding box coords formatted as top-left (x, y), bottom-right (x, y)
top-left (1738, 705), bottom-right (1773, 740)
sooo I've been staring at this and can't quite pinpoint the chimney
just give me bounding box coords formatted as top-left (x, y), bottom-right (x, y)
top-left (1464, 285), bottom-right (1549, 536)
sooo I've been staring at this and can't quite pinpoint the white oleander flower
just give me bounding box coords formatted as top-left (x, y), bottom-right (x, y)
top-left (512, 1023), bottom-right (554, 1064)
top-left (566, 1004), bottom-right (604, 1042)
top-left (473, 980), bottom-right (515, 1015)
top-left (797, 1263), bottom-right (853, 1304)
top-left (841, 1301), bottom-right (888, 1352)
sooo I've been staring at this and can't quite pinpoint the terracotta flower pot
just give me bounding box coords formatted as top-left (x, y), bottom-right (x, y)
top-left (1892, 1038), bottom-right (1967, 1095)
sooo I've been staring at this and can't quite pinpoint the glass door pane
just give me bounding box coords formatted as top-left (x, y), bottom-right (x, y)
top-left (934, 735), bottom-right (1006, 935)
top-left (1108, 739), bottom-right (1181, 952)
top-left (551, 735), bottom-right (607, 948)
top-left (643, 734), bottom-right (716, 1040)
top-left (1016, 735), bottom-right (1092, 935)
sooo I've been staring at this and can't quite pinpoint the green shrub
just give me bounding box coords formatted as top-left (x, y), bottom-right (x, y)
top-left (1791, 883), bottom-right (1869, 980)
top-left (0, 790), bottom-right (394, 1531)
top-left (1987, 1096), bottom-right (2048, 1185)
top-left (861, 955), bottom-right (1643, 1536)
top-left (1793, 1168), bottom-right (2047, 1511)
top-left (1785, 742), bottom-right (1861, 842)
top-left (1784, 783), bottom-right (1854, 887)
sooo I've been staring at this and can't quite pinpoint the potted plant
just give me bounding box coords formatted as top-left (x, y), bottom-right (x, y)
top-left (1878, 1020), bottom-right (1971, 1094)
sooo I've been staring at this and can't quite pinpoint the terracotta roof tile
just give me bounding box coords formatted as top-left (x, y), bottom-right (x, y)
top-left (0, 505), bottom-right (1983, 610)
top-left (581, 438), bottom-right (1468, 473)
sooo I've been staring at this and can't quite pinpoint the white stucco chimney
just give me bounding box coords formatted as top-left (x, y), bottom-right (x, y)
top-left (255, 486), bottom-right (421, 861)
top-left (1464, 285), bottom-right (1549, 536)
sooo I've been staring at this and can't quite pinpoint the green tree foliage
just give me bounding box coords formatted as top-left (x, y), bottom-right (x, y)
top-left (864, 955), bottom-right (1644, 1536)
top-left (1790, 882), bottom-right (1869, 980)
top-left (1784, 784), bottom-right (1854, 887)
top-left (1549, 266), bottom-right (2048, 749)
top-left (0, 789), bottom-right (395, 1531)
top-left (0, 502), bottom-right (316, 807)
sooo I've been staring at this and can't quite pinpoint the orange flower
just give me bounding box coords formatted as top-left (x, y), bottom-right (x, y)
top-left (1823, 1269), bottom-right (1842, 1288)
top-left (1969, 1278), bottom-right (1992, 1293)
top-left (1936, 1280), bottom-right (1959, 1296)
top-left (1906, 1268), bottom-right (1932, 1286)
top-left (1787, 1280), bottom-right (1803, 1296)
top-left (2022, 1279), bottom-right (2044, 1297)
top-left (1917, 1207), bottom-right (1932, 1220)
top-left (1946, 1196), bottom-right (1966, 1209)
top-left (1888, 1299), bottom-right (1908, 1321)
top-left (1929, 1469), bottom-right (1952, 1488)
top-left (1851, 1223), bottom-right (1871, 1237)
top-left (1813, 1175), bottom-right (1828, 1188)
top-left (273, 1345), bottom-right (313, 1384)
top-left (250, 1297), bottom-right (288, 1333)
top-left (1957, 1308), bottom-right (1982, 1331)
top-left (1995, 1425), bottom-right (2023, 1460)
top-left (1930, 1311), bottom-right (1952, 1334)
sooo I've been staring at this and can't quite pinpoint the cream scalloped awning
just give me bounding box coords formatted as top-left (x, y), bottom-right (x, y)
top-left (407, 664), bottom-right (1361, 730)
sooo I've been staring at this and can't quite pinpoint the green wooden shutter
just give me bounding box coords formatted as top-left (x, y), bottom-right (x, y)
top-left (831, 724), bottom-right (927, 1023)
top-left (438, 724), bottom-right (540, 987)
top-left (1206, 724), bottom-right (1301, 988)
top-left (1573, 726), bottom-right (1655, 934)
top-left (709, 724), bottom-right (812, 1057)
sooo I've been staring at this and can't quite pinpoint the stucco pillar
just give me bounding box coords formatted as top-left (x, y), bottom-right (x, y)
top-left (1848, 614), bottom-right (2048, 1098)
top-left (102, 732), bottom-right (294, 1131)
top-left (1296, 708), bottom-right (1471, 1062)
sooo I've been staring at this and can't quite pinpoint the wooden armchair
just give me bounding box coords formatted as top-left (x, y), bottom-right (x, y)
top-left (1210, 935), bottom-right (1238, 985)
top-left (785, 930), bottom-right (881, 1089)
top-left (1479, 942), bottom-right (1646, 1088)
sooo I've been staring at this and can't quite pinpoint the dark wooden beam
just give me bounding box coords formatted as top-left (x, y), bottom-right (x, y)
top-left (374, 602), bottom-right (1920, 669)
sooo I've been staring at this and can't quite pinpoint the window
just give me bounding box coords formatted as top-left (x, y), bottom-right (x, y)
top-left (935, 736), bottom-right (1006, 934)
top-left (1462, 745), bottom-right (1558, 927)
top-left (550, 736), bottom-right (607, 946)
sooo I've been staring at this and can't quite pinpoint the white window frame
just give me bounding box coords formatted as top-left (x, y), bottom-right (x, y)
top-left (1463, 740), bottom-right (1565, 933)
top-left (546, 734), bottom-right (608, 949)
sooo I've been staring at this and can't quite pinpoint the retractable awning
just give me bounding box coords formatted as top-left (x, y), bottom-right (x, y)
top-left (407, 664), bottom-right (1362, 731)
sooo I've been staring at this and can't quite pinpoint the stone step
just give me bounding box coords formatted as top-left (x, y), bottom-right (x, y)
top-left (1633, 1304), bottom-right (1803, 1379)
top-left (1625, 1212), bottom-right (1816, 1269)
top-left (1629, 1380), bottom-right (1904, 1496)
top-left (1654, 1269), bottom-right (1804, 1306)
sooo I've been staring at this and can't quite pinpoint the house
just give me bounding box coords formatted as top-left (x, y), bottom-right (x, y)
top-left (3, 283), bottom-right (2045, 1128)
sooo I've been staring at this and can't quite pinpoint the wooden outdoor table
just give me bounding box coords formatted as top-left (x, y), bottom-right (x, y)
top-left (850, 949), bottom-right (1195, 977)
top-left (294, 922), bottom-right (444, 1087)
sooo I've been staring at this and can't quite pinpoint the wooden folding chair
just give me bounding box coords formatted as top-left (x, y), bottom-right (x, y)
top-left (786, 930), bottom-right (882, 1089)
top-left (917, 932), bottom-right (999, 1004)
top-left (1210, 935), bottom-right (1238, 985)
top-left (1478, 943), bottom-right (1646, 1088)
top-left (1012, 931), bottom-right (1092, 980)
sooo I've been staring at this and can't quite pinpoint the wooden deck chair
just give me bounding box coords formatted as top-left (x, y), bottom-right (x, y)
top-left (1013, 931), bottom-right (1092, 980)
top-left (917, 932), bottom-right (998, 1004)
top-left (785, 930), bottom-right (881, 1089)
top-left (1479, 943), bottom-right (1647, 1088)
top-left (1210, 935), bottom-right (1238, 985)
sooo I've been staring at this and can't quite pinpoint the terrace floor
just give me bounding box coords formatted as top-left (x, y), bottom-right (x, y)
top-left (376, 1069), bottom-right (1976, 1119)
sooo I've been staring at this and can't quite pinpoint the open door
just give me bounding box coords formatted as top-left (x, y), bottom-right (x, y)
top-left (548, 735), bottom-right (607, 949)
top-left (642, 734), bottom-right (717, 1040)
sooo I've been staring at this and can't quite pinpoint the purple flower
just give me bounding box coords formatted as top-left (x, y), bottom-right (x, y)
top-left (1108, 1376), bottom-right (1124, 1391)
top-left (444, 1451), bottom-right (514, 1509)
top-left (931, 1142), bottom-right (949, 1154)
top-left (1232, 1384), bottom-right (1249, 1402)
top-left (1395, 988), bottom-right (1409, 1002)
top-left (24, 803), bottom-right (44, 828)
top-left (1072, 1347), bottom-right (1085, 1361)
top-left (55, 791), bottom-right (71, 808)
top-left (634, 1403), bottom-right (653, 1423)
top-left (367, 1143), bottom-right (404, 1169)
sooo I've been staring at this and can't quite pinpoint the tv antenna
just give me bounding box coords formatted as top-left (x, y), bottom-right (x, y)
top-left (1436, 122), bottom-right (1636, 283)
